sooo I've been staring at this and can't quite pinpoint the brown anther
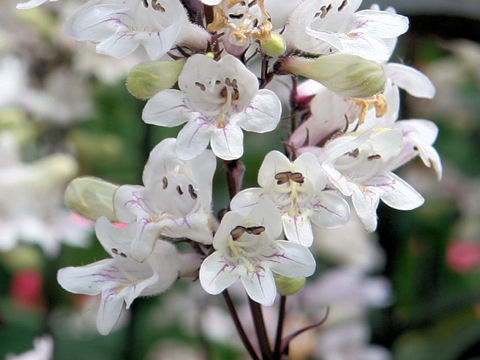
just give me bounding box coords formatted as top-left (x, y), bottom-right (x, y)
top-left (347, 148), bottom-right (360, 158)
top-left (367, 154), bottom-right (381, 161)
top-left (188, 184), bottom-right (198, 200)
top-left (162, 176), bottom-right (168, 189)
top-left (275, 171), bottom-right (291, 185)
top-left (151, 0), bottom-right (165, 12)
top-left (220, 86), bottom-right (228, 99)
top-left (142, 0), bottom-right (148, 7)
top-left (245, 226), bottom-right (265, 235)
top-left (231, 225), bottom-right (246, 240)
top-left (338, 0), bottom-right (348, 11)
top-left (176, 185), bottom-right (183, 195)
top-left (195, 82), bottom-right (206, 91)
top-left (374, 94), bottom-right (388, 118)
top-left (112, 248), bottom-right (119, 254)
top-left (248, 0), bottom-right (257, 7)
top-left (290, 172), bottom-right (305, 184)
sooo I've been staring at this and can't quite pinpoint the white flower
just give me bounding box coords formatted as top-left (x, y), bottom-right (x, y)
top-left (231, 151), bottom-right (350, 247)
top-left (64, 0), bottom-right (209, 60)
top-left (206, 0), bottom-right (272, 56)
top-left (58, 217), bottom-right (199, 335)
top-left (143, 54), bottom-right (282, 160)
top-left (16, 0), bottom-right (55, 10)
top-left (284, 0), bottom-right (409, 62)
top-left (199, 201), bottom-right (315, 305)
top-left (114, 138), bottom-right (215, 261)
top-left (320, 129), bottom-right (425, 231)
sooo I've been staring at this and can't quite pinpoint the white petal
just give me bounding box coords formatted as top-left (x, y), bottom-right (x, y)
top-left (351, 186), bottom-right (380, 232)
top-left (162, 212), bottom-right (213, 245)
top-left (187, 149), bottom-right (217, 209)
top-left (238, 89), bottom-right (281, 133)
top-left (16, 0), bottom-right (47, 9)
top-left (176, 117), bottom-right (212, 160)
top-left (353, 10), bottom-right (409, 39)
top-left (309, 190), bottom-right (350, 228)
top-left (97, 290), bottom-right (124, 335)
top-left (142, 90), bottom-right (189, 127)
top-left (96, 33), bottom-right (140, 59)
top-left (384, 63), bottom-right (436, 99)
top-left (142, 138), bottom-right (176, 188)
top-left (57, 259), bottom-right (118, 296)
top-left (282, 214), bottom-right (313, 247)
top-left (213, 211), bottom-right (246, 250)
top-left (376, 172), bottom-right (424, 210)
top-left (269, 240), bottom-right (316, 277)
top-left (199, 251), bottom-right (239, 294)
top-left (258, 151), bottom-right (292, 188)
top-left (141, 25), bottom-right (180, 61)
top-left (210, 124), bottom-right (244, 160)
top-left (241, 267), bottom-right (276, 306)
top-left (230, 188), bottom-right (264, 213)
top-left (247, 200), bottom-right (283, 240)
top-left (113, 185), bottom-right (148, 223)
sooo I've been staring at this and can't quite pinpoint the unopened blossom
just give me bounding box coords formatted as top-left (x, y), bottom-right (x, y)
top-left (58, 217), bottom-right (200, 335)
top-left (231, 151), bottom-right (350, 247)
top-left (200, 201), bottom-right (315, 305)
top-left (143, 54), bottom-right (281, 160)
top-left (114, 138), bottom-right (215, 261)
top-left (206, 0), bottom-right (272, 56)
top-left (64, 0), bottom-right (209, 60)
top-left (284, 0), bottom-right (408, 62)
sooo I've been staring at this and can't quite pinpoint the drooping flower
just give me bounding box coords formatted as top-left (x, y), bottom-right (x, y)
top-left (231, 151), bottom-right (350, 247)
top-left (113, 138), bottom-right (215, 261)
top-left (284, 0), bottom-right (409, 62)
top-left (143, 54), bottom-right (281, 160)
top-left (199, 201), bottom-right (315, 305)
top-left (63, 0), bottom-right (209, 60)
top-left (206, 0), bottom-right (273, 56)
top-left (58, 217), bottom-right (200, 335)
top-left (319, 129), bottom-right (424, 231)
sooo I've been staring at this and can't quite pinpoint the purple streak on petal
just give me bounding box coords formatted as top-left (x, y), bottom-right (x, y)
top-left (246, 104), bottom-right (273, 119)
top-left (209, 262), bottom-right (236, 287)
top-left (311, 202), bottom-right (342, 217)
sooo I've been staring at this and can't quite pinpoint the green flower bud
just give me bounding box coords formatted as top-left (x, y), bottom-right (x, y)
top-left (281, 54), bottom-right (386, 98)
top-left (274, 275), bottom-right (306, 296)
top-left (126, 59), bottom-right (186, 100)
top-left (261, 33), bottom-right (286, 57)
top-left (64, 176), bottom-right (119, 222)
top-left (25, 154), bottom-right (78, 192)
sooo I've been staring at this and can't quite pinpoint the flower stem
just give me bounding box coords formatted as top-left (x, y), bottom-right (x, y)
top-left (249, 298), bottom-right (273, 360)
top-left (273, 296), bottom-right (287, 359)
top-left (223, 290), bottom-right (260, 360)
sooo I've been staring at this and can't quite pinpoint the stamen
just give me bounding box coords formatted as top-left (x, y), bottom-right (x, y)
top-left (367, 154), bottom-right (381, 161)
top-left (176, 185), bottom-right (183, 195)
top-left (195, 82), bottom-right (206, 91)
top-left (338, 0), bottom-right (348, 11)
top-left (347, 148), bottom-right (360, 158)
top-left (188, 184), bottom-right (198, 199)
top-left (151, 0), bottom-right (165, 12)
top-left (162, 176), bottom-right (168, 189)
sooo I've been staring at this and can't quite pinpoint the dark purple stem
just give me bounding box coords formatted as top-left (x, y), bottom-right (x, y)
top-left (249, 298), bottom-right (273, 360)
top-left (273, 296), bottom-right (287, 359)
top-left (223, 290), bottom-right (260, 360)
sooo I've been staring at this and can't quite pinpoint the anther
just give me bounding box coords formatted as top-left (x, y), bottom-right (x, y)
top-left (367, 154), bottom-right (381, 161)
top-left (176, 185), bottom-right (183, 195)
top-left (195, 82), bottom-right (206, 91)
top-left (162, 176), bottom-right (168, 189)
top-left (338, 0), bottom-right (348, 11)
top-left (151, 0), bottom-right (165, 11)
top-left (188, 184), bottom-right (198, 199)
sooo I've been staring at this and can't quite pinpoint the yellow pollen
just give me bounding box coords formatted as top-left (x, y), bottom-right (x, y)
top-left (352, 93), bottom-right (389, 125)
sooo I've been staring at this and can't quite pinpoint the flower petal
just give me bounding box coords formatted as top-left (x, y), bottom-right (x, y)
top-left (210, 124), bottom-right (244, 160)
top-left (241, 267), bottom-right (276, 306)
top-left (199, 251), bottom-right (239, 295)
top-left (269, 240), bottom-right (316, 277)
top-left (176, 116), bottom-right (212, 160)
top-left (97, 289), bottom-right (124, 335)
top-left (96, 33), bottom-right (140, 59)
top-left (238, 89), bottom-right (282, 133)
top-left (258, 151), bottom-right (292, 188)
top-left (282, 214), bottom-right (313, 246)
top-left (384, 63), bottom-right (436, 99)
top-left (142, 90), bottom-right (189, 127)
top-left (230, 188), bottom-right (264, 214)
top-left (376, 172), bottom-right (424, 210)
top-left (309, 190), bottom-right (350, 228)
top-left (114, 185), bottom-right (148, 223)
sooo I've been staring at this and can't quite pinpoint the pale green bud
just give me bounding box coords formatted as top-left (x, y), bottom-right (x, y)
top-left (274, 275), bottom-right (306, 296)
top-left (64, 176), bottom-right (119, 222)
top-left (281, 54), bottom-right (386, 98)
top-left (126, 59), bottom-right (186, 100)
top-left (261, 33), bottom-right (286, 57)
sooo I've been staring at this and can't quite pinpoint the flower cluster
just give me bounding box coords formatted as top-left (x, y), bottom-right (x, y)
top-left (18, 0), bottom-right (441, 352)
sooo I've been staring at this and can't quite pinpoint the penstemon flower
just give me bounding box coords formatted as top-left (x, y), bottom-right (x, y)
top-left (113, 138), bottom-right (216, 261)
top-left (58, 217), bottom-right (201, 335)
top-left (143, 54), bottom-right (282, 160)
top-left (200, 201), bottom-right (315, 305)
top-left (284, 0), bottom-right (409, 62)
top-left (63, 0), bottom-right (209, 60)
top-left (206, 0), bottom-right (273, 56)
top-left (231, 151), bottom-right (350, 247)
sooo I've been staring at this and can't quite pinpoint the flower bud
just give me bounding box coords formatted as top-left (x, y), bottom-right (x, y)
top-left (281, 54), bottom-right (386, 98)
top-left (261, 33), bottom-right (286, 57)
top-left (26, 154), bottom-right (78, 192)
top-left (64, 176), bottom-right (119, 221)
top-left (274, 275), bottom-right (306, 296)
top-left (126, 59), bottom-right (186, 100)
